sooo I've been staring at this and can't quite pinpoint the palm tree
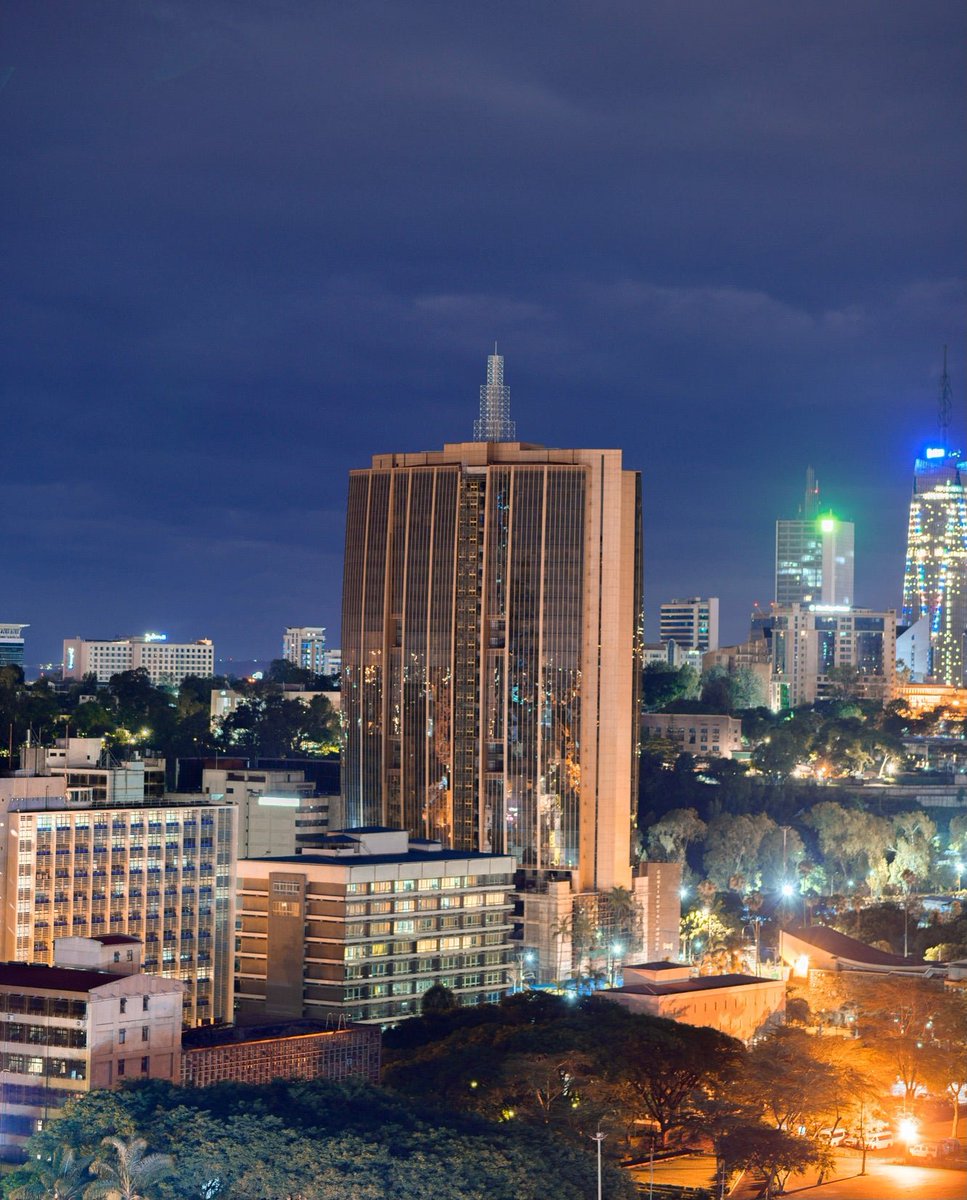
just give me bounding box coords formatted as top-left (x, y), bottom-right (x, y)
top-left (7, 1146), bottom-right (92, 1200)
top-left (550, 912), bottom-right (573, 990)
top-left (86, 1137), bottom-right (172, 1200)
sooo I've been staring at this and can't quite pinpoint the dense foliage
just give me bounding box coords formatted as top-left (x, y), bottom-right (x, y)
top-left (3, 1077), bottom-right (636, 1200)
top-left (0, 663), bottom-right (339, 764)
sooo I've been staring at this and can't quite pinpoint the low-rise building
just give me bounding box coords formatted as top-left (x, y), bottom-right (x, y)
top-left (601, 961), bottom-right (785, 1042)
top-left (0, 937), bottom-right (182, 1160)
top-left (641, 713), bottom-right (744, 758)
top-left (779, 926), bottom-right (947, 979)
top-left (181, 1019), bottom-right (380, 1087)
top-left (236, 828), bottom-right (515, 1024)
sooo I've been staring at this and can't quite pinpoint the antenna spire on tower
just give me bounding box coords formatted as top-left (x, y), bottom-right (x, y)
top-left (939, 344), bottom-right (952, 442)
top-left (473, 348), bottom-right (516, 442)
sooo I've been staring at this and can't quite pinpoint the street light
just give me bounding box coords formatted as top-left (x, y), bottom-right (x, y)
top-left (590, 1129), bottom-right (606, 1200)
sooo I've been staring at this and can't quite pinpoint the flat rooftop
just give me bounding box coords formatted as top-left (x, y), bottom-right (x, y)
top-left (0, 962), bottom-right (127, 993)
top-left (611, 973), bottom-right (777, 997)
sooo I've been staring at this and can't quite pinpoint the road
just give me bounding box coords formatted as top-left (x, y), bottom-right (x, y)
top-left (629, 1148), bottom-right (966, 1200)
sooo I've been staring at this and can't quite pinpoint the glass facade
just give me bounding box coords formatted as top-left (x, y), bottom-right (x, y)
top-left (341, 443), bottom-right (642, 888)
top-left (901, 451), bottom-right (967, 686)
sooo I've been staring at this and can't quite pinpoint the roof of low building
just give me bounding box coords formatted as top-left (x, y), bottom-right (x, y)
top-left (610, 972), bottom-right (779, 997)
top-left (84, 934), bottom-right (141, 946)
top-left (784, 925), bottom-right (933, 968)
top-left (242, 849), bottom-right (512, 867)
top-left (182, 1018), bottom-right (376, 1049)
top-left (0, 962), bottom-right (128, 992)
top-left (624, 960), bottom-right (689, 971)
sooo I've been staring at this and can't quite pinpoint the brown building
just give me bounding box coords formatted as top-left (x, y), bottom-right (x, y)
top-left (236, 829), bottom-right (515, 1025)
top-left (341, 354), bottom-right (642, 901)
top-left (181, 1019), bottom-right (380, 1087)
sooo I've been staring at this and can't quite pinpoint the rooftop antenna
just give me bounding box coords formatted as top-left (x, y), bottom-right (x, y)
top-left (803, 466), bottom-right (819, 519)
top-left (938, 344), bottom-right (952, 443)
top-left (473, 347), bottom-right (516, 442)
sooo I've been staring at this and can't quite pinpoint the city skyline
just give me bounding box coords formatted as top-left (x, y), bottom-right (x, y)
top-left (2, 3), bottom-right (964, 664)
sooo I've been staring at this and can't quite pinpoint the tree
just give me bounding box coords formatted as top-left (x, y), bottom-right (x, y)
top-left (86, 1136), bottom-right (172, 1200)
top-left (703, 813), bottom-right (774, 889)
top-left (720, 1124), bottom-right (828, 1200)
top-left (421, 983), bottom-right (458, 1016)
top-left (645, 808), bottom-right (707, 863)
top-left (641, 664), bottom-right (699, 711)
top-left (5, 1146), bottom-right (92, 1199)
top-left (751, 728), bottom-right (808, 783)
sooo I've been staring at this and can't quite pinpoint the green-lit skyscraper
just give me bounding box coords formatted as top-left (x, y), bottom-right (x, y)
top-left (775, 468), bottom-right (854, 607)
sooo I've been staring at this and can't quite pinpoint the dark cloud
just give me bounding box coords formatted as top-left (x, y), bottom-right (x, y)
top-left (1, 1), bottom-right (964, 661)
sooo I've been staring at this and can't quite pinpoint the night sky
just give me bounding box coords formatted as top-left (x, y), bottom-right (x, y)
top-left (3, 2), bottom-right (965, 667)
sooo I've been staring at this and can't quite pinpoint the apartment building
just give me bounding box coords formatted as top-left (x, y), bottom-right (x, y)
top-left (0, 936), bottom-right (182, 1160)
top-left (236, 828), bottom-right (515, 1025)
top-left (0, 777), bottom-right (236, 1027)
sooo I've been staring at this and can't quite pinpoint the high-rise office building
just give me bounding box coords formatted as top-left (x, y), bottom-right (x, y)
top-left (658, 597), bottom-right (719, 651)
top-left (901, 446), bottom-right (967, 686)
top-left (341, 352), bottom-right (642, 902)
top-left (775, 469), bottom-right (854, 607)
top-left (0, 625), bottom-right (27, 670)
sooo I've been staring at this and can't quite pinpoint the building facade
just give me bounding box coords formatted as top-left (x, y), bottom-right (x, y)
top-left (181, 1020), bottom-right (380, 1087)
top-left (770, 604), bottom-right (896, 708)
top-left (282, 627), bottom-right (341, 676)
top-left (658, 598), bottom-right (719, 652)
top-left (63, 635), bottom-right (214, 687)
top-left (641, 713), bottom-right (744, 758)
top-left (0, 625), bottom-right (28, 670)
top-left (775, 470), bottom-right (854, 608)
top-left (202, 766), bottom-right (318, 858)
top-left (341, 354), bottom-right (642, 900)
top-left (0, 938), bottom-right (182, 1159)
top-left (0, 780), bottom-right (236, 1027)
top-left (236, 829), bottom-right (515, 1025)
top-left (602, 962), bottom-right (785, 1043)
top-left (901, 447), bottom-right (967, 686)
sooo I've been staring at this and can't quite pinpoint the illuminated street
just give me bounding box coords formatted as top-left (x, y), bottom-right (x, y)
top-left (631, 1149), bottom-right (967, 1200)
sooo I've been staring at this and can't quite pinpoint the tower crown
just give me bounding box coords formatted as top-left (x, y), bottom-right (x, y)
top-left (473, 348), bottom-right (515, 442)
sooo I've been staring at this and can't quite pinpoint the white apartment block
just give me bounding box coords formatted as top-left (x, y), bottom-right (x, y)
top-left (236, 829), bottom-right (515, 1025)
top-left (0, 936), bottom-right (182, 1160)
top-left (0, 778), bottom-right (236, 1027)
top-left (63, 634), bottom-right (214, 686)
top-left (641, 712), bottom-right (745, 758)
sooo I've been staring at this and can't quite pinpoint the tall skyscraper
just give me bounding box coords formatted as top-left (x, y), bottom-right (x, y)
top-left (340, 352), bottom-right (642, 897)
top-left (658, 597), bottom-right (719, 651)
top-left (901, 447), bottom-right (967, 686)
top-left (775, 469), bottom-right (854, 607)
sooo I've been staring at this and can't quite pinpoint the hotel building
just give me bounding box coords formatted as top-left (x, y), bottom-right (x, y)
top-left (62, 635), bottom-right (214, 687)
top-left (658, 598), bottom-right (719, 652)
top-left (770, 604), bottom-right (896, 708)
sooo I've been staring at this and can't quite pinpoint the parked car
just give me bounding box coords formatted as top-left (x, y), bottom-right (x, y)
top-left (845, 1130), bottom-right (894, 1150)
top-left (908, 1142), bottom-right (937, 1159)
top-left (818, 1128), bottom-right (847, 1147)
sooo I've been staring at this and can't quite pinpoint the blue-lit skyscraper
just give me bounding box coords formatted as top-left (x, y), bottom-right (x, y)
top-left (901, 447), bottom-right (967, 686)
